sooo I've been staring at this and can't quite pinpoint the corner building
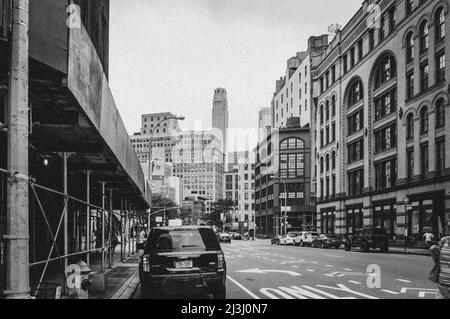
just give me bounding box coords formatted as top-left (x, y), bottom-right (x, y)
top-left (313, 0), bottom-right (450, 242)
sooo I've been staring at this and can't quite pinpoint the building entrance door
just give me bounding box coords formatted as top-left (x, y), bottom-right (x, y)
top-left (408, 192), bottom-right (445, 240)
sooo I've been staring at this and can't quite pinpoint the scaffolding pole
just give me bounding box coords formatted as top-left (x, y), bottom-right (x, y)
top-left (86, 170), bottom-right (90, 266)
top-left (101, 182), bottom-right (106, 272)
top-left (63, 153), bottom-right (68, 274)
top-left (108, 188), bottom-right (113, 268)
top-left (5, 0), bottom-right (30, 299)
top-left (120, 196), bottom-right (124, 262)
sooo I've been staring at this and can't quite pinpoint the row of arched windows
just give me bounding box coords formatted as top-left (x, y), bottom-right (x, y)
top-left (320, 151), bottom-right (336, 174)
top-left (406, 98), bottom-right (447, 139)
top-left (405, 7), bottom-right (446, 63)
top-left (320, 96), bottom-right (336, 124)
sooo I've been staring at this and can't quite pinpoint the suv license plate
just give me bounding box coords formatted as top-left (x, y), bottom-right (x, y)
top-left (175, 260), bottom-right (193, 269)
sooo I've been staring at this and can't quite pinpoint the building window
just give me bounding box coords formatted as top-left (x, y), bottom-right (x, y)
top-left (375, 157), bottom-right (397, 190)
top-left (320, 130), bottom-right (324, 147)
top-left (280, 153), bottom-right (305, 179)
top-left (280, 138), bottom-right (305, 150)
top-left (348, 139), bottom-right (364, 163)
top-left (436, 98), bottom-right (446, 128)
top-left (332, 151), bottom-right (336, 170)
top-left (406, 0), bottom-right (414, 15)
top-left (326, 154), bottom-right (330, 172)
top-left (358, 39), bottom-right (363, 61)
top-left (420, 143), bottom-right (429, 176)
top-left (369, 29), bottom-right (375, 51)
top-left (348, 109), bottom-right (364, 136)
top-left (320, 157), bottom-right (324, 173)
top-left (374, 123), bottom-right (397, 153)
top-left (326, 101), bottom-right (330, 121)
top-left (331, 65), bottom-right (336, 83)
top-left (332, 175), bottom-right (336, 197)
top-left (374, 88), bottom-right (397, 121)
top-left (436, 139), bottom-right (446, 175)
top-left (348, 79), bottom-right (363, 106)
top-left (388, 6), bottom-right (396, 34)
top-left (320, 179), bottom-right (324, 199)
top-left (436, 51), bottom-right (446, 84)
top-left (436, 7), bottom-right (445, 43)
top-left (407, 148), bottom-right (414, 181)
top-left (332, 96), bottom-right (336, 117)
top-left (374, 55), bottom-right (396, 89)
top-left (343, 54), bottom-right (348, 74)
top-left (406, 32), bottom-right (414, 63)
top-left (406, 113), bottom-right (414, 140)
top-left (332, 122), bottom-right (336, 142)
top-left (420, 21), bottom-right (429, 53)
top-left (350, 47), bottom-right (355, 67)
top-left (406, 71), bottom-right (414, 99)
top-left (379, 15), bottom-right (385, 42)
top-left (320, 105), bottom-right (324, 124)
top-left (348, 169), bottom-right (364, 196)
top-left (346, 207), bottom-right (363, 233)
top-left (420, 62), bottom-right (429, 91)
top-left (420, 107), bottom-right (429, 134)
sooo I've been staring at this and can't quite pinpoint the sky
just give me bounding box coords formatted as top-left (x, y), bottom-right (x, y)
top-left (109, 0), bottom-right (363, 147)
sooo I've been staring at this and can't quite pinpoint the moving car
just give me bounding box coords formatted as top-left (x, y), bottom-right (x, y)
top-left (293, 232), bottom-right (319, 247)
top-left (311, 233), bottom-right (341, 249)
top-left (139, 226), bottom-right (227, 299)
top-left (343, 228), bottom-right (390, 253)
top-left (218, 232), bottom-right (232, 244)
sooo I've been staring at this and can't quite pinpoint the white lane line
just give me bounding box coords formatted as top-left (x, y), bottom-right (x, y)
top-left (323, 254), bottom-right (344, 258)
top-left (348, 280), bottom-right (361, 285)
top-left (381, 289), bottom-right (400, 295)
top-left (396, 279), bottom-right (411, 283)
top-left (325, 265), bottom-right (334, 268)
top-left (311, 262), bottom-right (319, 264)
top-left (227, 276), bottom-right (260, 299)
top-left (292, 265), bottom-right (299, 269)
top-left (344, 268), bottom-right (353, 271)
top-left (306, 269), bottom-right (316, 272)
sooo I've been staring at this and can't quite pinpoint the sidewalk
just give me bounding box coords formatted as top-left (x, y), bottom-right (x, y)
top-left (388, 246), bottom-right (430, 256)
top-left (89, 252), bottom-right (141, 299)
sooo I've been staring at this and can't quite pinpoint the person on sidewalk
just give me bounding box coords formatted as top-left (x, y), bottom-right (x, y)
top-left (423, 231), bottom-right (435, 249)
top-left (431, 235), bottom-right (450, 299)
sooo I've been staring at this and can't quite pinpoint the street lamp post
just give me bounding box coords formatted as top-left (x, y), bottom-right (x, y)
top-left (147, 115), bottom-right (185, 233)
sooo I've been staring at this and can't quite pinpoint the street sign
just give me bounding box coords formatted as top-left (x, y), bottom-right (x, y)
top-left (155, 216), bottom-right (163, 223)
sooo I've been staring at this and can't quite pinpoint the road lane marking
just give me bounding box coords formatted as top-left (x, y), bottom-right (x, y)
top-left (292, 265), bottom-right (299, 268)
top-left (323, 254), bottom-right (344, 258)
top-left (227, 276), bottom-right (260, 299)
top-left (237, 268), bottom-right (302, 277)
top-left (348, 280), bottom-right (361, 285)
top-left (325, 265), bottom-right (334, 267)
top-left (316, 284), bottom-right (379, 299)
top-left (260, 288), bottom-right (294, 299)
top-left (396, 279), bottom-right (411, 283)
top-left (301, 286), bottom-right (344, 299)
top-left (381, 289), bottom-right (399, 295)
top-left (306, 269), bottom-right (315, 272)
top-left (344, 268), bottom-right (353, 271)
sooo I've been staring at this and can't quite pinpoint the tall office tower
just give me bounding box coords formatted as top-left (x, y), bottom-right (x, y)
top-left (212, 88), bottom-right (229, 155)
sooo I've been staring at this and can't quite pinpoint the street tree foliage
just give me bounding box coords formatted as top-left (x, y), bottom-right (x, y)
top-left (204, 199), bottom-right (235, 227)
top-left (151, 193), bottom-right (177, 219)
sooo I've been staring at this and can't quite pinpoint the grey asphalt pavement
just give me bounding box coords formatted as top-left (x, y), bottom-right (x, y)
top-left (133, 240), bottom-right (439, 299)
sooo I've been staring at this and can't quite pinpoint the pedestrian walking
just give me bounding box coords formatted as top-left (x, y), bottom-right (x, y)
top-left (430, 235), bottom-right (450, 299)
top-left (423, 231), bottom-right (435, 248)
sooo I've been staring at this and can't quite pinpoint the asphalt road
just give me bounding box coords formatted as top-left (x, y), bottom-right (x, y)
top-left (133, 240), bottom-right (439, 299)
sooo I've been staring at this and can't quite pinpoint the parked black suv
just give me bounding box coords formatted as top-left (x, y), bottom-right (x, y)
top-left (139, 226), bottom-right (227, 299)
top-left (344, 228), bottom-right (390, 253)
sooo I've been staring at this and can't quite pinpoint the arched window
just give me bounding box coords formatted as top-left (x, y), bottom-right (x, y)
top-left (420, 20), bottom-right (429, 52)
top-left (374, 55), bottom-right (396, 89)
top-left (326, 154), bottom-right (330, 172)
top-left (320, 105), bottom-right (324, 124)
top-left (280, 138), bottom-right (304, 150)
top-left (420, 106), bottom-right (429, 134)
top-left (332, 96), bottom-right (336, 117)
top-left (436, 7), bottom-right (445, 42)
top-left (332, 151), bottom-right (336, 169)
top-left (348, 79), bottom-right (363, 106)
top-left (406, 113), bottom-right (414, 139)
top-left (320, 157), bottom-right (324, 173)
top-left (326, 100), bottom-right (330, 121)
top-left (406, 32), bottom-right (414, 63)
top-left (436, 98), bottom-right (446, 128)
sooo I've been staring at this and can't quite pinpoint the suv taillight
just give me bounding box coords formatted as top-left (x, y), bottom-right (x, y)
top-left (143, 254), bottom-right (150, 272)
top-left (218, 252), bottom-right (225, 270)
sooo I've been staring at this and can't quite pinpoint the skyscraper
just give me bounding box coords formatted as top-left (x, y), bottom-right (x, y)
top-left (212, 88), bottom-right (229, 155)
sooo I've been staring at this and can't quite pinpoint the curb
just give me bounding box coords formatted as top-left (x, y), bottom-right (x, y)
top-left (110, 270), bottom-right (139, 299)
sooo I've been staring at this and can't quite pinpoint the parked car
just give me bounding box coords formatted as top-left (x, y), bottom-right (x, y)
top-left (218, 232), bottom-right (232, 244)
top-left (311, 233), bottom-right (341, 249)
top-left (293, 232), bottom-right (319, 247)
top-left (232, 232), bottom-right (242, 240)
top-left (271, 235), bottom-right (282, 245)
top-left (343, 228), bottom-right (390, 253)
top-left (139, 226), bottom-right (227, 299)
top-left (279, 233), bottom-right (297, 245)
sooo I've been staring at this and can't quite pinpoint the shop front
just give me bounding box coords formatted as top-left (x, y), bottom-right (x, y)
top-left (372, 200), bottom-right (396, 239)
top-left (345, 205), bottom-right (363, 234)
top-left (320, 208), bottom-right (336, 234)
top-left (407, 191), bottom-right (446, 239)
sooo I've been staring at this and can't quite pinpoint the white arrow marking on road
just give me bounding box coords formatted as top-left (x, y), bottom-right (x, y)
top-left (237, 268), bottom-right (302, 277)
top-left (400, 287), bottom-right (438, 294)
top-left (418, 291), bottom-right (438, 298)
top-left (396, 279), bottom-right (411, 283)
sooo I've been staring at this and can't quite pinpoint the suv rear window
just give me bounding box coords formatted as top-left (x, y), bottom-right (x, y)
top-left (146, 228), bottom-right (220, 253)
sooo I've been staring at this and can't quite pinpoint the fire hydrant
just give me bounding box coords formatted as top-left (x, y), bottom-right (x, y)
top-left (73, 261), bottom-right (92, 299)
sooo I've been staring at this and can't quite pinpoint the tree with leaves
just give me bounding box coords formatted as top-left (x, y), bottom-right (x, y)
top-left (204, 199), bottom-right (236, 227)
